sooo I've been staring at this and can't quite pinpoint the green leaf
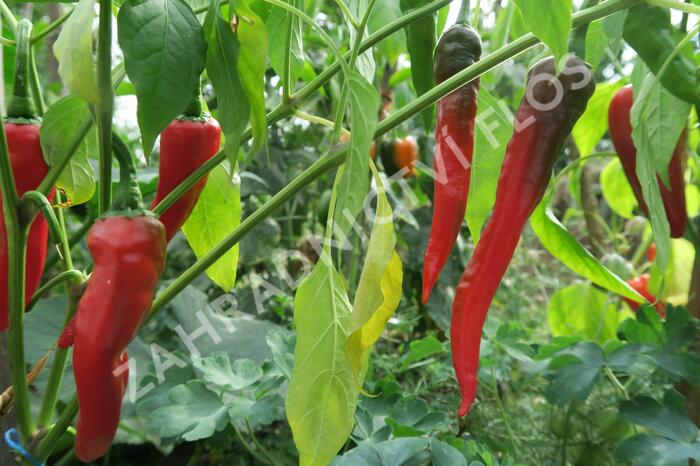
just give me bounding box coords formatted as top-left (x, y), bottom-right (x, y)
top-left (601, 10), bottom-right (626, 57)
top-left (616, 434), bottom-right (700, 466)
top-left (530, 189), bottom-right (645, 302)
top-left (117, 0), bottom-right (206, 158)
top-left (349, 0), bottom-right (376, 82)
top-left (148, 381), bottom-right (230, 441)
top-left (204, 0), bottom-right (250, 159)
top-left (631, 73), bottom-right (690, 271)
top-left (192, 352), bottom-right (262, 390)
top-left (286, 254), bottom-right (357, 466)
top-left (400, 335), bottom-right (447, 370)
top-left (333, 72), bottom-right (380, 238)
top-left (466, 87), bottom-right (512, 243)
top-left (512, 0), bottom-right (571, 66)
top-left (572, 81), bottom-right (623, 157)
top-left (601, 157), bottom-right (637, 219)
top-left (345, 187), bottom-right (403, 383)
top-left (182, 164), bottom-right (241, 292)
top-left (545, 342), bottom-right (605, 405)
top-left (620, 395), bottom-right (698, 442)
top-left (52, 0), bottom-right (100, 105)
top-left (584, 20), bottom-right (608, 71)
top-left (547, 283), bottom-right (619, 344)
top-left (232, 0), bottom-right (269, 157)
top-left (650, 239), bottom-right (695, 305)
top-left (40, 96), bottom-right (97, 205)
top-left (266, 2), bottom-right (304, 89)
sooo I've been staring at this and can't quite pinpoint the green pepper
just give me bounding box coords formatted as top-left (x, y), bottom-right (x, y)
top-left (623, 3), bottom-right (697, 105)
top-left (400, 0), bottom-right (437, 132)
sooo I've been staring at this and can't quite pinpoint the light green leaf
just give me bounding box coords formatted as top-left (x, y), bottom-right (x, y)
top-left (40, 96), bottom-right (97, 205)
top-left (530, 189), bottom-right (644, 302)
top-left (117, 0), bottom-right (206, 158)
top-left (53, 0), bottom-right (99, 105)
top-left (601, 10), bottom-right (626, 57)
top-left (204, 0), bottom-right (250, 159)
top-left (512, 0), bottom-right (571, 65)
top-left (650, 238), bottom-right (695, 306)
top-left (267, 2), bottom-right (304, 89)
top-left (286, 254), bottom-right (357, 466)
top-left (547, 283), bottom-right (619, 344)
top-left (349, 0), bottom-right (376, 82)
top-left (233, 0), bottom-right (269, 157)
top-left (334, 72), bottom-right (380, 238)
top-left (345, 172), bottom-right (402, 383)
top-left (466, 87), bottom-right (512, 243)
top-left (182, 164), bottom-right (241, 292)
top-left (585, 20), bottom-right (607, 70)
top-left (572, 81), bottom-right (624, 156)
top-left (601, 157), bottom-right (637, 219)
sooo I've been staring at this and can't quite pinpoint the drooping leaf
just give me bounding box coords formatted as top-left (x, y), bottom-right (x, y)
top-left (182, 164), bottom-right (241, 292)
top-left (203, 0), bottom-right (250, 159)
top-left (286, 254), bottom-right (357, 466)
top-left (333, 72), bottom-right (380, 239)
top-left (600, 157), bottom-right (638, 219)
top-left (547, 283), bottom-right (619, 344)
top-left (39, 96), bottom-right (97, 205)
top-left (512, 0), bottom-right (571, 66)
top-left (232, 0), bottom-right (269, 157)
top-left (117, 0), bottom-right (206, 158)
top-left (53, 0), bottom-right (100, 105)
top-left (466, 87), bottom-right (512, 243)
top-left (267, 1), bottom-right (304, 90)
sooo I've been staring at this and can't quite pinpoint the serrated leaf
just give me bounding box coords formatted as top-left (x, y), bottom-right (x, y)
top-left (572, 81), bottom-right (623, 156)
top-left (53, 0), bottom-right (99, 105)
top-left (466, 87), bottom-right (512, 243)
top-left (601, 157), bottom-right (637, 219)
top-left (204, 0), bottom-right (250, 159)
top-left (232, 0), bottom-right (268, 157)
top-left (333, 72), bottom-right (380, 238)
top-left (40, 96), bottom-right (97, 205)
top-left (117, 0), bottom-right (206, 158)
top-left (512, 0), bottom-right (571, 66)
top-left (182, 164), bottom-right (241, 292)
top-left (531, 188), bottom-right (645, 302)
top-left (286, 254), bottom-right (357, 466)
top-left (192, 352), bottom-right (262, 390)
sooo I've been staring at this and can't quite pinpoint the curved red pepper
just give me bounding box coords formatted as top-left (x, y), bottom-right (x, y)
top-left (72, 215), bottom-right (166, 461)
top-left (422, 23), bottom-right (482, 303)
top-left (622, 274), bottom-right (666, 317)
top-left (451, 57), bottom-right (595, 416)
top-left (0, 123), bottom-right (54, 331)
top-left (608, 85), bottom-right (687, 238)
top-left (151, 117), bottom-right (221, 242)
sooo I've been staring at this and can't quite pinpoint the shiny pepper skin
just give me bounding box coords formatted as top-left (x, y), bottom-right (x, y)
top-left (623, 274), bottom-right (666, 317)
top-left (422, 23), bottom-right (482, 304)
top-left (608, 86), bottom-right (688, 238)
top-left (0, 123), bottom-right (54, 331)
top-left (151, 117), bottom-right (221, 242)
top-left (451, 57), bottom-right (595, 416)
top-left (72, 215), bottom-right (166, 462)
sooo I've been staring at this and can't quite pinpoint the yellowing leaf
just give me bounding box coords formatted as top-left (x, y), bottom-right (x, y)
top-left (182, 164), bottom-right (241, 291)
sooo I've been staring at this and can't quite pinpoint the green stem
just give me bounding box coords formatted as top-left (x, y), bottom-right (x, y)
top-left (233, 423), bottom-right (272, 465)
top-left (21, 191), bottom-right (62, 245)
top-left (26, 270), bottom-right (85, 312)
top-left (96, 0), bottom-right (113, 215)
top-left (7, 19), bottom-right (36, 120)
top-left (147, 144), bottom-right (348, 319)
top-left (0, 116), bottom-right (34, 440)
top-left (647, 0), bottom-right (700, 15)
top-left (456, 0), bottom-right (471, 25)
top-left (0, 0), bottom-right (17, 32)
top-left (44, 217), bottom-right (93, 271)
top-left (110, 132), bottom-right (144, 212)
top-left (29, 46), bottom-right (45, 116)
top-left (491, 363), bottom-right (518, 455)
top-left (245, 418), bottom-right (278, 466)
top-left (294, 110), bottom-right (345, 133)
top-left (35, 396), bottom-right (79, 462)
top-left (182, 78), bottom-right (203, 118)
top-left (31, 7), bottom-right (73, 44)
top-left (54, 448), bottom-right (76, 466)
top-left (282, 8), bottom-right (294, 103)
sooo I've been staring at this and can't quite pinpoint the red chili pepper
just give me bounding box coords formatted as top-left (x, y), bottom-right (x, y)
top-left (0, 20), bottom-right (55, 331)
top-left (647, 243), bottom-right (656, 262)
top-left (151, 117), bottom-right (221, 242)
top-left (608, 85), bottom-right (688, 238)
top-left (68, 135), bottom-right (166, 462)
top-left (622, 274), bottom-right (666, 317)
top-left (422, 22), bottom-right (482, 303)
top-left (450, 57), bottom-right (595, 416)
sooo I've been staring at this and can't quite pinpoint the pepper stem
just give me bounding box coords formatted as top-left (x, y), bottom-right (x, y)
top-left (110, 133), bottom-right (144, 213)
top-left (182, 78), bottom-right (204, 119)
top-left (7, 19), bottom-right (36, 120)
top-left (456, 0), bottom-right (471, 26)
